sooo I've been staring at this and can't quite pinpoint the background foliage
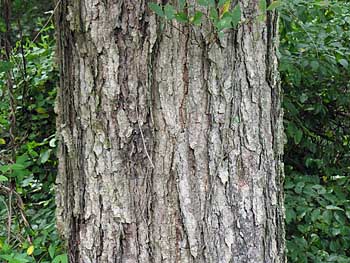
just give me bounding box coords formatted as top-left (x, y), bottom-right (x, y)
top-left (0, 0), bottom-right (349, 262)
top-left (280, 0), bottom-right (350, 262)
top-left (0, 1), bottom-right (66, 262)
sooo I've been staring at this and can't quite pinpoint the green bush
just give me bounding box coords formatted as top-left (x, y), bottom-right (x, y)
top-left (0, 21), bottom-right (66, 262)
top-left (281, 0), bottom-right (350, 262)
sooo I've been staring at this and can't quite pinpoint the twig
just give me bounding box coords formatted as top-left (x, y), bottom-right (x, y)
top-left (0, 185), bottom-right (32, 230)
top-left (284, 8), bottom-right (319, 58)
top-left (3, 0), bottom-right (16, 161)
top-left (18, 19), bottom-right (29, 108)
top-left (136, 108), bottom-right (155, 169)
top-left (32, 0), bottom-right (61, 43)
top-left (7, 190), bottom-right (12, 243)
top-left (0, 195), bottom-right (9, 219)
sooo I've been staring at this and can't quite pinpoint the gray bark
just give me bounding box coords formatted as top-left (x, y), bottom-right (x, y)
top-left (55, 0), bottom-right (285, 262)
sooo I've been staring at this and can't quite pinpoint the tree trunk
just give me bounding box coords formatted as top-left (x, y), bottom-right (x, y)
top-left (55, 0), bottom-right (285, 262)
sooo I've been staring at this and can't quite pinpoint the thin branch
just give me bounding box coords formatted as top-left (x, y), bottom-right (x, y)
top-left (32, 0), bottom-right (61, 43)
top-left (18, 19), bottom-right (29, 108)
top-left (284, 8), bottom-right (319, 58)
top-left (136, 108), bottom-right (155, 169)
top-left (0, 185), bottom-right (32, 230)
top-left (3, 0), bottom-right (16, 161)
top-left (7, 190), bottom-right (12, 243)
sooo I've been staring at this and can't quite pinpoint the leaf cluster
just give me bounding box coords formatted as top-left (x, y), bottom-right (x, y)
top-left (148, 0), bottom-right (283, 36)
top-left (281, 0), bottom-right (350, 261)
top-left (0, 11), bottom-right (66, 263)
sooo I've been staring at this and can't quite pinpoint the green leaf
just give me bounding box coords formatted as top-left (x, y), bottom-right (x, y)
top-left (52, 254), bottom-right (68, 263)
top-left (286, 208), bottom-right (296, 224)
top-left (21, 175), bottom-right (34, 187)
top-left (346, 210), bottom-right (350, 220)
top-left (287, 122), bottom-right (303, 144)
top-left (311, 209), bottom-right (321, 222)
top-left (217, 13), bottom-right (232, 30)
top-left (175, 12), bottom-right (188, 23)
top-left (0, 255), bottom-right (15, 262)
top-left (257, 14), bottom-right (266, 22)
top-left (325, 205), bottom-right (344, 211)
top-left (164, 4), bottom-right (175, 20)
top-left (0, 138), bottom-right (6, 145)
top-left (49, 244), bottom-right (56, 259)
top-left (36, 107), bottom-right (47, 114)
top-left (315, 0), bottom-right (330, 7)
top-left (198, 0), bottom-right (216, 7)
top-left (198, 0), bottom-right (209, 6)
top-left (16, 154), bottom-right (31, 168)
top-left (310, 60), bottom-right (319, 71)
top-left (0, 175), bottom-right (8, 182)
top-left (191, 11), bottom-right (203, 26)
top-left (259, 0), bottom-right (267, 13)
top-left (329, 240), bottom-right (340, 252)
top-left (334, 211), bottom-right (346, 225)
top-left (266, 0), bottom-right (282, 11)
top-left (209, 7), bottom-right (219, 22)
top-left (148, 3), bottom-right (164, 17)
top-left (231, 4), bottom-right (241, 27)
top-left (0, 61), bottom-right (13, 73)
top-left (295, 181), bottom-right (305, 194)
top-left (208, 0), bottom-right (216, 7)
top-left (218, 0), bottom-right (227, 7)
top-left (11, 163), bottom-right (25, 170)
top-left (40, 149), bottom-right (52, 164)
top-left (299, 93), bottom-right (308, 103)
top-left (339, 59), bottom-right (348, 68)
top-left (0, 165), bottom-right (10, 173)
top-left (178, 0), bottom-right (186, 10)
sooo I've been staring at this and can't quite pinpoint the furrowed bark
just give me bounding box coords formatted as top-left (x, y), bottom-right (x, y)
top-left (55, 0), bottom-right (285, 262)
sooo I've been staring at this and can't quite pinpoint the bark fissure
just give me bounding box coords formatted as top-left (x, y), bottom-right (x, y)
top-left (55, 0), bottom-right (285, 262)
